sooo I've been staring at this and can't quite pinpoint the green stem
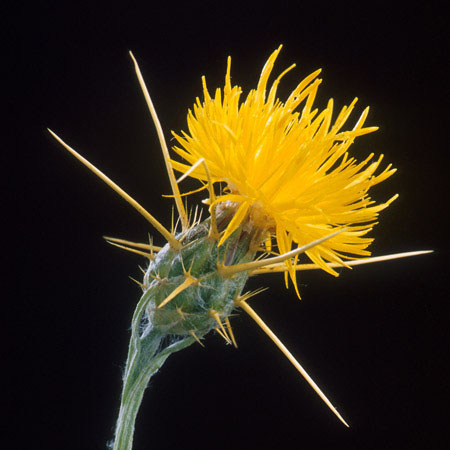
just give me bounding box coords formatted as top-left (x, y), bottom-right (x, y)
top-left (112, 329), bottom-right (195, 450)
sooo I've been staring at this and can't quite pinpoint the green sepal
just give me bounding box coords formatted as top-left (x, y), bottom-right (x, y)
top-left (112, 214), bottom-right (258, 449)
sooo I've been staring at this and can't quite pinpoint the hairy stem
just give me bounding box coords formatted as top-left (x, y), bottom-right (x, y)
top-left (112, 329), bottom-right (195, 450)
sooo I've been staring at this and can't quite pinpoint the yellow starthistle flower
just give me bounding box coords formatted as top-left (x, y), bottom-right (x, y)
top-left (171, 46), bottom-right (398, 293)
top-left (48, 48), bottom-right (431, 449)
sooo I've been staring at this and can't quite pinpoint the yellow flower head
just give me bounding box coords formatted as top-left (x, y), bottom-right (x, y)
top-left (171, 46), bottom-right (397, 284)
top-left (48, 50), bottom-right (431, 438)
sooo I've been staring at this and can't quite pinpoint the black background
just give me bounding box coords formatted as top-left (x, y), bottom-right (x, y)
top-left (5, 2), bottom-right (448, 449)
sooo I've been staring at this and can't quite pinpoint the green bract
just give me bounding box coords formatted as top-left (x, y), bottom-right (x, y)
top-left (113, 213), bottom-right (256, 450)
top-left (49, 48), bottom-right (426, 450)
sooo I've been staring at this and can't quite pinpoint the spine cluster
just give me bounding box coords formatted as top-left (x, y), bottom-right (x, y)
top-left (142, 213), bottom-right (257, 341)
top-left (112, 214), bottom-right (257, 450)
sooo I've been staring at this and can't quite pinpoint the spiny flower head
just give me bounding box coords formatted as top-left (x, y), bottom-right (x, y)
top-left (171, 46), bottom-right (397, 288)
top-left (48, 50), bottom-right (430, 441)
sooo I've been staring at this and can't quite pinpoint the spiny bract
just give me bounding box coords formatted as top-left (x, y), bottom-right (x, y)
top-left (49, 47), bottom-right (430, 450)
top-left (171, 45), bottom-right (397, 292)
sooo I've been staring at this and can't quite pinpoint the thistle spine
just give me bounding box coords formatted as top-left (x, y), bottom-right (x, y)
top-left (111, 215), bottom-right (256, 449)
